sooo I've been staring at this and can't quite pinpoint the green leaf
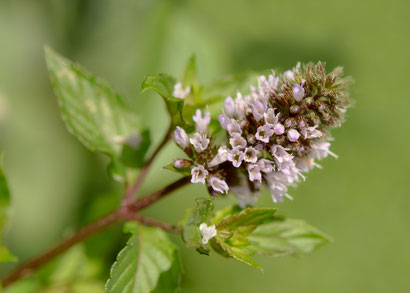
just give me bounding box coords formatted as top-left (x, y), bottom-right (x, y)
top-left (219, 244), bottom-right (262, 270)
top-left (106, 222), bottom-right (182, 293)
top-left (217, 207), bottom-right (277, 234)
top-left (246, 217), bottom-right (332, 258)
top-left (180, 55), bottom-right (201, 106)
top-left (211, 207), bottom-right (277, 270)
top-left (141, 73), bottom-right (187, 129)
top-left (209, 205), bottom-right (243, 226)
top-left (0, 155), bottom-right (16, 263)
top-left (45, 47), bottom-right (150, 181)
top-left (180, 198), bottom-right (214, 255)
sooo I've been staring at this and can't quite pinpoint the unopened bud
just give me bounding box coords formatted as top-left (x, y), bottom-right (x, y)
top-left (285, 118), bottom-right (296, 128)
top-left (290, 105), bottom-right (301, 114)
top-left (173, 159), bottom-right (192, 169)
top-left (174, 127), bottom-right (189, 149)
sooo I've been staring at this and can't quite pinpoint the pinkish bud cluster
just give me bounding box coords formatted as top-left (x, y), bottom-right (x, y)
top-left (173, 62), bottom-right (351, 206)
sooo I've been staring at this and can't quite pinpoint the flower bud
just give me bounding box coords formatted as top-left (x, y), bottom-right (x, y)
top-left (287, 129), bottom-right (300, 142)
top-left (173, 159), bottom-right (192, 169)
top-left (292, 84), bottom-right (305, 101)
top-left (273, 123), bottom-right (285, 135)
top-left (174, 127), bottom-right (189, 149)
top-left (290, 105), bottom-right (301, 114)
top-left (224, 96), bottom-right (235, 117)
top-left (285, 117), bottom-right (296, 128)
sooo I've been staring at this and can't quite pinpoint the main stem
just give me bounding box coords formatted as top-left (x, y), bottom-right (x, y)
top-left (2, 125), bottom-right (187, 288)
top-left (2, 209), bottom-right (124, 287)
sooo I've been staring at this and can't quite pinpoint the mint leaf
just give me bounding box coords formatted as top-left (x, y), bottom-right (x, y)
top-left (180, 198), bottom-right (214, 255)
top-left (181, 55), bottom-right (201, 106)
top-left (218, 243), bottom-right (262, 270)
top-left (106, 222), bottom-right (182, 293)
top-left (247, 217), bottom-right (332, 257)
top-left (45, 47), bottom-right (150, 181)
top-left (211, 207), bottom-right (277, 270)
top-left (141, 73), bottom-right (187, 129)
top-left (217, 207), bottom-right (277, 233)
top-left (0, 155), bottom-right (16, 263)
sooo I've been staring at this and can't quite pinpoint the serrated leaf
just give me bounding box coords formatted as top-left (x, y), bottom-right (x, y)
top-left (221, 244), bottom-right (262, 270)
top-left (211, 207), bottom-right (277, 270)
top-left (45, 47), bottom-right (150, 181)
top-left (246, 217), bottom-right (332, 258)
top-left (180, 198), bottom-right (214, 255)
top-left (0, 155), bottom-right (16, 263)
top-left (106, 222), bottom-right (182, 293)
top-left (141, 73), bottom-right (187, 129)
top-left (209, 205), bottom-right (242, 226)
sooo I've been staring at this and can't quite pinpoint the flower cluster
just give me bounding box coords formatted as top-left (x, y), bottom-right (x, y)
top-left (173, 62), bottom-right (351, 206)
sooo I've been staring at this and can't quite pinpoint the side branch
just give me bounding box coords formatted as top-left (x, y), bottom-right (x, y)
top-left (123, 125), bottom-right (173, 206)
top-left (133, 176), bottom-right (190, 212)
top-left (131, 214), bottom-right (181, 234)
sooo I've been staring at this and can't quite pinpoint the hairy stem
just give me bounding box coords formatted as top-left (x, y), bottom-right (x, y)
top-left (2, 176), bottom-right (190, 288)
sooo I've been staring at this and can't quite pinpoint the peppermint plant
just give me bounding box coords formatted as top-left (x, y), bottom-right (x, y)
top-left (0, 47), bottom-right (351, 292)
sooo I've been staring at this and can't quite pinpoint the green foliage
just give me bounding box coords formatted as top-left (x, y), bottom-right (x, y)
top-left (246, 217), bottom-right (332, 258)
top-left (106, 222), bottom-right (182, 293)
top-left (216, 207), bottom-right (277, 232)
top-left (180, 198), bottom-right (214, 255)
top-left (141, 73), bottom-right (187, 129)
top-left (211, 207), bottom-right (277, 269)
top-left (0, 155), bottom-right (16, 263)
top-left (206, 207), bottom-right (331, 269)
top-left (45, 47), bottom-right (151, 181)
top-left (181, 55), bottom-right (201, 105)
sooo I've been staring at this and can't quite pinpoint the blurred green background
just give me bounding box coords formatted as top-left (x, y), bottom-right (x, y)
top-left (1, 0), bottom-right (409, 292)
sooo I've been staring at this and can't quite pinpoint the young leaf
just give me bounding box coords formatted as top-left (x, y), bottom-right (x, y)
top-left (181, 55), bottom-right (202, 107)
top-left (209, 205), bottom-right (242, 226)
top-left (211, 207), bottom-right (277, 270)
top-left (219, 244), bottom-right (263, 270)
top-left (141, 73), bottom-right (187, 128)
top-left (106, 222), bottom-right (182, 293)
top-left (0, 155), bottom-right (16, 263)
top-left (246, 217), bottom-right (332, 257)
top-left (45, 47), bottom-right (150, 181)
top-left (180, 198), bottom-right (214, 255)
top-left (217, 207), bottom-right (277, 233)
top-left (181, 55), bottom-right (200, 105)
